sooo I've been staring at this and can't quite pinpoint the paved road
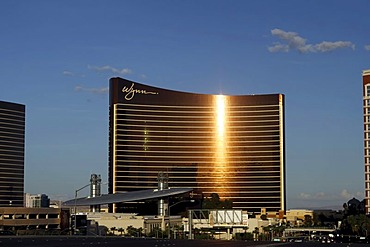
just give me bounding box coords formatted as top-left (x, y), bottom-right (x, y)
top-left (0, 236), bottom-right (368, 247)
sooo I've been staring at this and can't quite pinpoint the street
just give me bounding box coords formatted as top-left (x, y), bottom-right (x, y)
top-left (0, 236), bottom-right (369, 247)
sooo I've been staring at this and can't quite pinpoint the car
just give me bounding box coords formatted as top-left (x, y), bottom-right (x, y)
top-left (0, 230), bottom-right (15, 235)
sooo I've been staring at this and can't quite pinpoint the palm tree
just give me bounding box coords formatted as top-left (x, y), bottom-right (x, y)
top-left (253, 227), bottom-right (259, 241)
top-left (110, 226), bottom-right (117, 235)
top-left (118, 227), bottom-right (124, 236)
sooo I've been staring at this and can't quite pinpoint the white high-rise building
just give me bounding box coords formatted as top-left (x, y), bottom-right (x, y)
top-left (25, 193), bottom-right (50, 208)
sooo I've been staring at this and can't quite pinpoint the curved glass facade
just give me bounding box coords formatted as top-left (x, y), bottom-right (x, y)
top-left (0, 100), bottom-right (25, 207)
top-left (109, 78), bottom-right (285, 213)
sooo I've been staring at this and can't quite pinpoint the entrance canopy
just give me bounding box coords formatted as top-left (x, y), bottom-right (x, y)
top-left (63, 188), bottom-right (193, 206)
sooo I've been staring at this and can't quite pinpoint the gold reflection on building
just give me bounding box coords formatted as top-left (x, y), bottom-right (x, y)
top-left (109, 77), bottom-right (286, 213)
top-left (213, 95), bottom-right (228, 195)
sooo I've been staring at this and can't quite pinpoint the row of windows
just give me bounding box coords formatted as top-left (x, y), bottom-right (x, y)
top-left (116, 114), bottom-right (280, 122)
top-left (115, 124), bottom-right (280, 131)
top-left (115, 131), bottom-right (280, 138)
top-left (115, 178), bottom-right (281, 184)
top-left (0, 105), bottom-right (24, 113)
top-left (0, 199), bottom-right (23, 205)
top-left (0, 160), bottom-right (24, 166)
top-left (116, 125), bottom-right (280, 133)
top-left (366, 85), bottom-right (370, 97)
top-left (115, 155), bottom-right (280, 161)
top-left (0, 135), bottom-right (25, 144)
top-left (0, 159), bottom-right (24, 164)
top-left (0, 174), bottom-right (24, 180)
top-left (0, 112), bottom-right (25, 121)
top-left (115, 103), bottom-right (280, 110)
top-left (114, 158), bottom-right (281, 164)
top-left (0, 154), bottom-right (24, 160)
top-left (116, 151), bottom-right (280, 159)
top-left (115, 148), bottom-right (280, 154)
top-left (0, 144), bottom-right (24, 151)
top-left (115, 170), bottom-right (281, 176)
top-left (116, 120), bottom-right (280, 128)
top-left (0, 186), bottom-right (23, 190)
top-left (114, 163), bottom-right (280, 168)
top-left (115, 186), bottom-right (282, 193)
top-left (0, 120), bottom-right (25, 129)
top-left (116, 136), bottom-right (280, 143)
top-left (0, 173), bottom-right (23, 178)
top-left (116, 169), bottom-right (280, 175)
top-left (116, 145), bottom-right (280, 151)
top-left (115, 140), bottom-right (280, 146)
top-left (0, 149), bottom-right (24, 156)
top-left (115, 176), bottom-right (281, 182)
top-left (0, 169), bottom-right (23, 175)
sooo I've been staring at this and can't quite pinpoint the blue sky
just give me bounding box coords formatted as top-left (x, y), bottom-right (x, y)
top-left (1, 0), bottom-right (369, 209)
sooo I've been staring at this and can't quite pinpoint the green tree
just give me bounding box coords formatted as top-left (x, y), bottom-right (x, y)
top-left (202, 193), bottom-right (232, 209)
top-left (262, 225), bottom-right (272, 241)
top-left (126, 225), bottom-right (143, 237)
top-left (273, 224), bottom-right (286, 237)
top-left (253, 227), bottom-right (259, 241)
top-left (147, 227), bottom-right (166, 238)
top-left (260, 214), bottom-right (267, 220)
top-left (303, 214), bottom-right (313, 227)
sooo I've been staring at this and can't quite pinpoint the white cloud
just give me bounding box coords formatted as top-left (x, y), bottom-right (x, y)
top-left (139, 74), bottom-right (147, 80)
top-left (315, 192), bottom-right (326, 199)
top-left (299, 193), bottom-right (312, 199)
top-left (63, 70), bottom-right (75, 76)
top-left (365, 45), bottom-right (370, 51)
top-left (74, 86), bottom-right (108, 94)
top-left (88, 65), bottom-right (132, 75)
top-left (314, 41), bottom-right (355, 52)
top-left (340, 189), bottom-right (353, 200)
top-left (356, 191), bottom-right (364, 198)
top-left (298, 189), bottom-right (363, 201)
top-left (268, 43), bottom-right (289, 53)
top-left (268, 28), bottom-right (355, 53)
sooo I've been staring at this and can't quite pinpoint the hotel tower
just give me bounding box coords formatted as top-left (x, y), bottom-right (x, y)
top-left (109, 78), bottom-right (285, 213)
top-left (363, 69), bottom-right (370, 214)
top-left (0, 100), bottom-right (25, 207)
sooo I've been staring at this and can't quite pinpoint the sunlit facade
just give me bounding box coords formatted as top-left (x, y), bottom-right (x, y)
top-left (363, 69), bottom-right (370, 215)
top-left (0, 100), bottom-right (25, 207)
top-left (109, 78), bottom-right (285, 213)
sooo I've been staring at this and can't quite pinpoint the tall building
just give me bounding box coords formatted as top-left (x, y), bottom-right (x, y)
top-left (109, 78), bottom-right (285, 213)
top-left (0, 100), bottom-right (25, 207)
top-left (0, 101), bottom-right (25, 207)
top-left (363, 69), bottom-right (370, 215)
top-left (25, 193), bottom-right (50, 208)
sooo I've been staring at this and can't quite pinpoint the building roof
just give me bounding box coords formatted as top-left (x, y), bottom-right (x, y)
top-left (63, 188), bottom-right (193, 206)
top-left (363, 69), bottom-right (370, 76)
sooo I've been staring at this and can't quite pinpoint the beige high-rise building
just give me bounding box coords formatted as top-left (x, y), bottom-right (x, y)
top-left (363, 69), bottom-right (370, 214)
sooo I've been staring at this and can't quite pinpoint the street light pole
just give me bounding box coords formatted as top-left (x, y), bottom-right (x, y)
top-left (168, 199), bottom-right (194, 239)
top-left (73, 183), bottom-right (90, 234)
